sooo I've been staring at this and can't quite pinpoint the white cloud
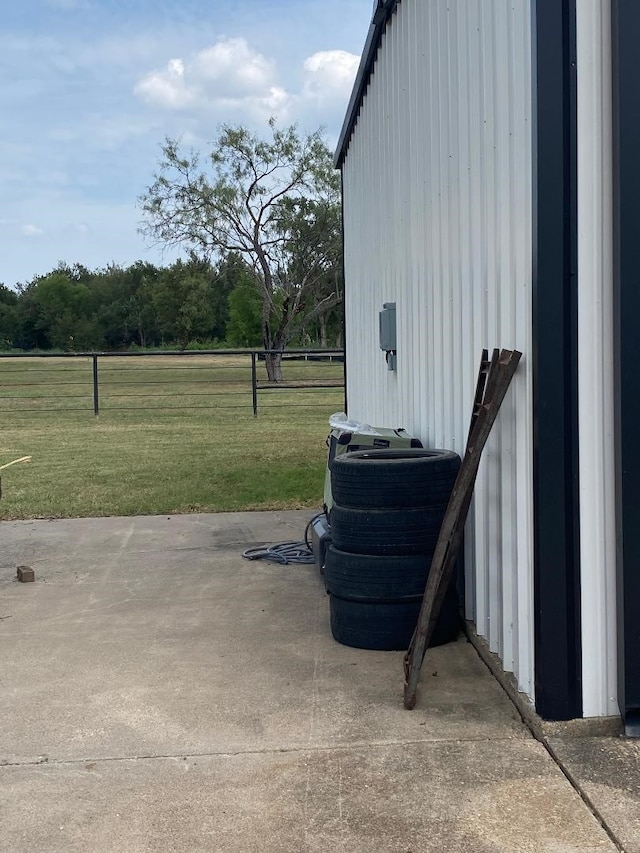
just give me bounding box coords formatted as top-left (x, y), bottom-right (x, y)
top-left (135, 57), bottom-right (192, 110)
top-left (133, 40), bottom-right (360, 134)
top-left (191, 39), bottom-right (276, 97)
top-left (302, 50), bottom-right (360, 104)
top-left (21, 224), bottom-right (45, 237)
top-left (134, 37), bottom-right (287, 119)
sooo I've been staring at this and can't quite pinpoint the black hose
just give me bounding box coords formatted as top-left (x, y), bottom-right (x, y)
top-left (242, 512), bottom-right (326, 565)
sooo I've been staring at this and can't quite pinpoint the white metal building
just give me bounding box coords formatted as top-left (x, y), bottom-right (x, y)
top-left (335, 0), bottom-right (640, 731)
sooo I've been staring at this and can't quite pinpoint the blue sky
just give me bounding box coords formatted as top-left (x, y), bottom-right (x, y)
top-left (1, 0), bottom-right (373, 288)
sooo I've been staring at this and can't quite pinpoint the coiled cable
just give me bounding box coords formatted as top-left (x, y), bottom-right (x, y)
top-left (241, 512), bottom-right (326, 565)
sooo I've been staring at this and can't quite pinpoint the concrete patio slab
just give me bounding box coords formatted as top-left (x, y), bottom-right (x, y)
top-left (0, 512), bottom-right (623, 851)
top-left (549, 736), bottom-right (640, 853)
top-left (1, 740), bottom-right (615, 853)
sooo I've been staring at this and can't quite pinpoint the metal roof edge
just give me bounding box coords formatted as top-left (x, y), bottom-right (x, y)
top-left (333, 0), bottom-right (399, 169)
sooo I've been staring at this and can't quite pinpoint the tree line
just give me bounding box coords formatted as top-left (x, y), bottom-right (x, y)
top-left (1, 121), bottom-right (345, 377)
top-left (0, 252), bottom-right (343, 353)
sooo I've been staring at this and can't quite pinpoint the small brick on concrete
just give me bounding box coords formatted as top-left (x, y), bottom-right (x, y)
top-left (16, 566), bottom-right (35, 583)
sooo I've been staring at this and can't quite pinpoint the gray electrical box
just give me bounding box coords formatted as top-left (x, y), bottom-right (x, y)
top-left (379, 302), bottom-right (397, 370)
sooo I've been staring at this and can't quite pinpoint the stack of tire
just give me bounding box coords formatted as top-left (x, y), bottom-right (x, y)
top-left (325, 448), bottom-right (461, 650)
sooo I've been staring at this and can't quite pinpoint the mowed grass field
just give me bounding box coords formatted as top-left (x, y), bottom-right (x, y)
top-left (0, 354), bottom-right (345, 519)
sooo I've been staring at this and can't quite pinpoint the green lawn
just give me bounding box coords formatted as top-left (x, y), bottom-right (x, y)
top-left (0, 355), bottom-right (344, 519)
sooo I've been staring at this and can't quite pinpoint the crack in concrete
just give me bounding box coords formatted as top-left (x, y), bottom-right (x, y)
top-left (465, 627), bottom-right (627, 853)
top-left (541, 741), bottom-right (627, 853)
top-left (0, 734), bottom-right (528, 770)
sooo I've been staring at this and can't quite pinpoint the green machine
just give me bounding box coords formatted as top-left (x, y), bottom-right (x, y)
top-left (324, 413), bottom-right (423, 513)
top-left (311, 413), bottom-right (423, 576)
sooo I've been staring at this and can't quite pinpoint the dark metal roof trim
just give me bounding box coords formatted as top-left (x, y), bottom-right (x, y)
top-left (532, 0), bottom-right (582, 722)
top-left (333, 0), bottom-right (399, 169)
top-left (612, 0), bottom-right (640, 737)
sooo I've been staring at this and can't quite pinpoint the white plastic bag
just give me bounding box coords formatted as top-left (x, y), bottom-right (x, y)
top-left (328, 411), bottom-right (379, 435)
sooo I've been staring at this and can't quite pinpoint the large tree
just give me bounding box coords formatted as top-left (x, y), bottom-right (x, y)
top-left (279, 196), bottom-right (343, 347)
top-left (0, 284), bottom-right (18, 350)
top-left (139, 120), bottom-right (342, 381)
top-left (153, 260), bottom-right (215, 349)
top-left (220, 254), bottom-right (263, 348)
top-left (16, 266), bottom-right (98, 351)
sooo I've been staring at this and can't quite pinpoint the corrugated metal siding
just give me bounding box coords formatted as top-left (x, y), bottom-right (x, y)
top-left (341, 0), bottom-right (534, 698)
top-left (576, 0), bottom-right (617, 718)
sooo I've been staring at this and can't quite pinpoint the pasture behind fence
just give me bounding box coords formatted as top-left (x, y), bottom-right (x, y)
top-left (0, 350), bottom-right (345, 417)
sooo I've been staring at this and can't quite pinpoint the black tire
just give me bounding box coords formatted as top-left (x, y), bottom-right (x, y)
top-left (330, 594), bottom-right (459, 650)
top-left (330, 448), bottom-right (461, 509)
top-left (330, 503), bottom-right (446, 555)
top-left (325, 546), bottom-right (434, 599)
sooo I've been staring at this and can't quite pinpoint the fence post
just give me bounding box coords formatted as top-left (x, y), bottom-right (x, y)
top-left (251, 351), bottom-right (258, 417)
top-left (92, 355), bottom-right (99, 417)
